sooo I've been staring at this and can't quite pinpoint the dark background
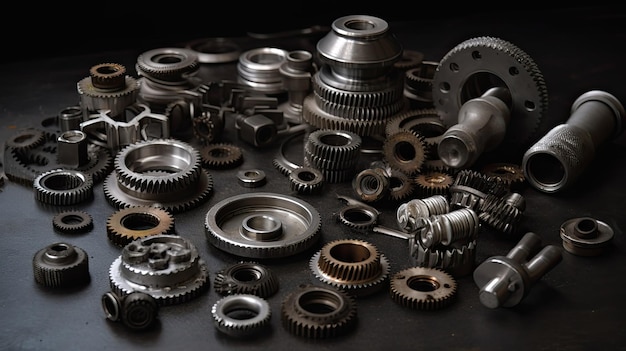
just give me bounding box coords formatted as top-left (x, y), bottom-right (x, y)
top-left (2, 5), bottom-right (626, 351)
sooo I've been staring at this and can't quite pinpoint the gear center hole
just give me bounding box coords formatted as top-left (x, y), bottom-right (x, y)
top-left (408, 276), bottom-right (440, 292)
top-left (330, 243), bottom-right (370, 263)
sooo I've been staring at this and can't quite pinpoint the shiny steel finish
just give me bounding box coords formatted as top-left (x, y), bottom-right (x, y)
top-left (212, 294), bottom-right (272, 337)
top-left (205, 193), bottom-right (321, 259)
top-left (33, 168), bottom-right (94, 206)
top-left (109, 234), bottom-right (210, 306)
top-left (33, 242), bottom-right (90, 288)
top-left (560, 217), bottom-right (614, 256)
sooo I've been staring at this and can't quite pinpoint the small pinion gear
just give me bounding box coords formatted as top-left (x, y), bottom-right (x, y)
top-left (390, 266), bottom-right (457, 310)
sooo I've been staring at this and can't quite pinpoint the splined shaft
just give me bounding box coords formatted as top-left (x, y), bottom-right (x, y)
top-left (396, 195), bottom-right (449, 232)
top-left (522, 90), bottom-right (625, 193)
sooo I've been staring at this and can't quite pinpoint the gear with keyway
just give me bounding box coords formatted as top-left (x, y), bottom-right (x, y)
top-left (432, 36), bottom-right (548, 150)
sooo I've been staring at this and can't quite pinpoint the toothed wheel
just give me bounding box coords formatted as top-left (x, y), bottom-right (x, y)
top-left (289, 166), bottom-right (324, 194)
top-left (432, 36), bottom-right (548, 149)
top-left (383, 130), bottom-right (428, 175)
top-left (52, 210), bottom-right (94, 234)
top-left (390, 267), bottom-right (457, 310)
top-left (214, 262), bottom-right (279, 298)
top-left (33, 242), bottom-right (90, 288)
top-left (414, 170), bottom-right (454, 198)
top-left (200, 143), bottom-right (243, 169)
top-left (106, 206), bottom-right (176, 247)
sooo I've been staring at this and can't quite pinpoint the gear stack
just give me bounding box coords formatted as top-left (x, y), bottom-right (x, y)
top-left (302, 15), bottom-right (405, 137)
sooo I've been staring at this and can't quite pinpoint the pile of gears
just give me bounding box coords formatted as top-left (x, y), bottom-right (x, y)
top-left (4, 14), bottom-right (621, 337)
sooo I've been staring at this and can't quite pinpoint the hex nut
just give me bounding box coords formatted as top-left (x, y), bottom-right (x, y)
top-left (238, 114), bottom-right (277, 147)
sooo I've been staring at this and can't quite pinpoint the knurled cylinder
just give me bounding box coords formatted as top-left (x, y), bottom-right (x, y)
top-left (523, 90), bottom-right (625, 193)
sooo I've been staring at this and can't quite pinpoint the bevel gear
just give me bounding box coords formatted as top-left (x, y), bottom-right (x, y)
top-left (309, 239), bottom-right (390, 297)
top-left (281, 284), bottom-right (357, 339)
top-left (214, 262), bottom-right (279, 298)
top-left (389, 266), bottom-right (457, 310)
top-left (106, 206), bottom-right (176, 247)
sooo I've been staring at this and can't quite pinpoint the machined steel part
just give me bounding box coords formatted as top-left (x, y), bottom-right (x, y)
top-left (281, 284), bottom-right (357, 339)
top-left (4, 128), bottom-right (113, 186)
top-left (279, 50), bottom-right (315, 123)
top-left (396, 194), bottom-right (450, 233)
top-left (432, 36), bottom-right (548, 157)
top-left (106, 206), bottom-right (176, 247)
top-left (389, 266), bottom-right (457, 310)
top-left (102, 290), bottom-right (159, 330)
top-left (414, 170), bottom-right (454, 198)
top-left (33, 168), bottom-right (94, 206)
top-left (560, 217), bottom-right (614, 256)
top-left (473, 232), bottom-right (562, 308)
top-left (352, 167), bottom-right (389, 202)
top-left (481, 162), bottom-right (526, 191)
top-left (418, 208), bottom-right (480, 249)
top-left (237, 47), bottom-right (289, 95)
top-left (302, 15), bottom-right (405, 136)
top-left (289, 166), bottom-right (324, 194)
top-left (184, 37), bottom-right (242, 64)
top-left (404, 60), bottom-right (439, 108)
top-left (77, 63), bottom-right (139, 119)
top-left (478, 192), bottom-right (526, 235)
top-left (212, 294), bottom-right (272, 337)
top-left (383, 129), bottom-right (428, 175)
top-left (384, 108), bottom-right (446, 155)
top-left (33, 242), bottom-right (90, 288)
top-left (205, 192), bottom-right (321, 259)
top-left (304, 129), bottom-right (362, 183)
top-left (410, 239), bottom-right (477, 278)
top-left (80, 104), bottom-right (170, 151)
top-left (109, 234), bottom-right (210, 306)
top-left (200, 143), bottom-right (243, 169)
top-left (449, 169), bottom-right (507, 211)
top-left (214, 262), bottom-right (279, 298)
top-left (237, 169), bottom-right (267, 188)
top-left (309, 239), bottom-right (390, 297)
top-left (387, 168), bottom-right (415, 201)
top-left (395, 49), bottom-right (425, 71)
top-left (103, 138), bottom-right (213, 213)
top-left (52, 210), bottom-right (93, 234)
top-left (522, 90), bottom-right (625, 193)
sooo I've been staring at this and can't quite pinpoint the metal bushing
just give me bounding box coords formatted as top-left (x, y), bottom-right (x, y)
top-left (57, 130), bottom-right (89, 168)
top-left (237, 47), bottom-right (289, 95)
top-left (560, 217), bottom-right (614, 256)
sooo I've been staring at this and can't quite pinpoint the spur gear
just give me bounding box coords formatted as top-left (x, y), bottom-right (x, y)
top-left (309, 239), bottom-right (390, 297)
top-left (33, 242), bottom-right (90, 288)
top-left (389, 266), bottom-right (457, 310)
top-left (52, 210), bottom-right (94, 234)
top-left (200, 143), bottom-right (243, 169)
top-left (212, 294), bottom-right (272, 337)
top-left (281, 284), bottom-right (357, 339)
top-left (106, 206), bottom-right (176, 247)
top-left (383, 130), bottom-right (428, 175)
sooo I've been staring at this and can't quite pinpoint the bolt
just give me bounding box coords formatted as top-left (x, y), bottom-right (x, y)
top-left (522, 90), bottom-right (625, 193)
top-left (438, 87), bottom-right (512, 169)
top-left (418, 207), bottom-right (480, 248)
top-left (396, 195), bottom-right (449, 232)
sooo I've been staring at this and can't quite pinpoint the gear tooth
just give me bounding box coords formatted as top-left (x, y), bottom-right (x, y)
top-left (33, 243), bottom-right (90, 288)
top-left (390, 267), bottom-right (457, 310)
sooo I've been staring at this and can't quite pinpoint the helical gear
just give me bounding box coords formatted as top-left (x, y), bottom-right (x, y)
top-left (52, 210), bottom-right (94, 234)
top-left (410, 239), bottom-right (477, 278)
top-left (106, 206), bottom-right (176, 247)
top-left (212, 294), bottom-right (272, 337)
top-left (108, 234), bottom-right (210, 306)
top-left (478, 193), bottom-right (526, 235)
top-left (449, 169), bottom-right (507, 211)
top-left (103, 138), bottom-right (213, 213)
top-left (309, 239), bottom-right (390, 297)
top-left (281, 284), bottom-right (357, 339)
top-left (33, 169), bottom-right (94, 206)
top-left (33, 242), bottom-right (90, 288)
top-left (389, 267), bottom-right (458, 310)
top-left (214, 262), bottom-right (279, 298)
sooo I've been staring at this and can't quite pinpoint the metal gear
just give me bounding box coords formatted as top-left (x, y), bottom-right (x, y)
top-left (33, 169), bottom-right (94, 206)
top-left (387, 168), bottom-right (415, 201)
top-left (214, 262), bottom-right (279, 298)
top-left (76, 63), bottom-right (139, 118)
top-left (383, 130), bottom-right (428, 175)
top-left (309, 239), bottom-right (390, 297)
top-left (481, 162), bottom-right (526, 191)
top-left (281, 284), bottom-right (357, 339)
top-left (410, 239), bottom-right (477, 278)
top-left (52, 210), bottom-right (94, 234)
top-left (108, 234), bottom-right (210, 306)
top-left (106, 206), bottom-right (176, 247)
top-left (200, 143), bottom-right (243, 169)
top-left (389, 266), bottom-right (458, 310)
top-left (432, 36), bottom-right (548, 150)
top-left (414, 170), bottom-right (454, 198)
top-left (205, 192), bottom-right (321, 259)
top-left (33, 242), bottom-right (90, 288)
top-left (136, 47), bottom-right (199, 84)
top-left (289, 166), bottom-right (324, 194)
top-left (212, 294), bottom-right (272, 337)
top-left (478, 193), bottom-right (526, 235)
top-left (4, 128), bottom-right (46, 152)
